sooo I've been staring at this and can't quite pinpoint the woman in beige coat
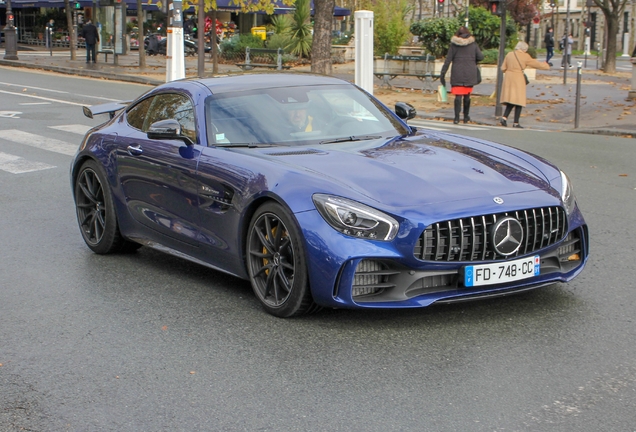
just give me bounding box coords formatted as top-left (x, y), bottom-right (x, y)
top-left (500, 41), bottom-right (550, 128)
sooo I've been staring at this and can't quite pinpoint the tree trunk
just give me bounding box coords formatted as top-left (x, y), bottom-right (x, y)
top-left (211, 8), bottom-right (218, 74)
top-left (197, 0), bottom-right (205, 77)
top-left (603, 9), bottom-right (619, 73)
top-left (311, 0), bottom-right (335, 75)
top-left (64, 0), bottom-right (76, 60)
top-left (138, 0), bottom-right (146, 69)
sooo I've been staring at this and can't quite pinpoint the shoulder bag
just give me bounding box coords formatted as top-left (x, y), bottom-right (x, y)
top-left (513, 51), bottom-right (530, 85)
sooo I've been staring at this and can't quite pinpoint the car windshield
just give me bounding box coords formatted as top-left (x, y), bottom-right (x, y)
top-left (204, 84), bottom-right (409, 146)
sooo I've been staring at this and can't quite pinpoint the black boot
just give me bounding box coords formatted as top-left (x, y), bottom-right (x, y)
top-left (463, 96), bottom-right (471, 123)
top-left (453, 97), bottom-right (461, 124)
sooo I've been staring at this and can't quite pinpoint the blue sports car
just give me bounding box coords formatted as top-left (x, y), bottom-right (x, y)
top-left (71, 73), bottom-right (588, 317)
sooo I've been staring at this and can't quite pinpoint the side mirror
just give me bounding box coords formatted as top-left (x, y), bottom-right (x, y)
top-left (395, 102), bottom-right (416, 121)
top-left (147, 119), bottom-right (194, 145)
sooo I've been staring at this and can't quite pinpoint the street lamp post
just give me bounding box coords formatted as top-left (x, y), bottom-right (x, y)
top-left (494, 0), bottom-right (506, 118)
top-left (562, 0), bottom-right (571, 84)
top-left (3, 0), bottom-right (19, 60)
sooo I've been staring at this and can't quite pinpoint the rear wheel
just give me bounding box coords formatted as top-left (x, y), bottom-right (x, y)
top-left (185, 44), bottom-right (197, 56)
top-left (74, 160), bottom-right (140, 254)
top-left (246, 202), bottom-right (316, 317)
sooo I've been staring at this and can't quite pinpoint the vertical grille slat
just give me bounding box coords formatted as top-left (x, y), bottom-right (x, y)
top-left (539, 208), bottom-right (546, 249)
top-left (458, 219), bottom-right (465, 261)
top-left (481, 215), bottom-right (488, 261)
top-left (417, 206), bottom-right (567, 262)
top-left (435, 222), bottom-right (441, 261)
top-left (532, 208), bottom-right (539, 251)
top-left (522, 210), bottom-right (530, 255)
top-left (470, 218), bottom-right (477, 261)
top-left (446, 220), bottom-right (452, 261)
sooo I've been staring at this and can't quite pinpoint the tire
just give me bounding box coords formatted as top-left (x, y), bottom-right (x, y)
top-left (74, 160), bottom-right (140, 254)
top-left (246, 202), bottom-right (316, 317)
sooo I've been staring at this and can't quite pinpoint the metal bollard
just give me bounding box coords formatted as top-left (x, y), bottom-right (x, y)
top-left (574, 62), bottom-right (582, 128)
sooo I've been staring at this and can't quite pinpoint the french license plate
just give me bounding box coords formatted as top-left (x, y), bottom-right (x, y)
top-left (464, 256), bottom-right (540, 287)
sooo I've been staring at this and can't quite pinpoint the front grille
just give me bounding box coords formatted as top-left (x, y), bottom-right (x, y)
top-left (352, 260), bottom-right (399, 298)
top-left (414, 206), bottom-right (567, 262)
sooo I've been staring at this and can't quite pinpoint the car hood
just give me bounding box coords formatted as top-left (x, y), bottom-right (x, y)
top-left (253, 133), bottom-right (558, 208)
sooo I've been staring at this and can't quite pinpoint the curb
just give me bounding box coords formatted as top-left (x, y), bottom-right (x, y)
top-left (0, 59), bottom-right (164, 86)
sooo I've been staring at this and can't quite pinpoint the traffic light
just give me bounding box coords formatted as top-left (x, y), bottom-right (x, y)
top-left (488, 0), bottom-right (502, 16)
top-left (438, 0), bottom-right (444, 14)
top-left (74, 1), bottom-right (81, 9)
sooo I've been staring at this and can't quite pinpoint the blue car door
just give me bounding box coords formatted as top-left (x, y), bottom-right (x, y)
top-left (116, 92), bottom-right (201, 247)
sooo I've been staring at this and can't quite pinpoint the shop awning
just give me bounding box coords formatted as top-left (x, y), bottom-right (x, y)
top-left (2, 0), bottom-right (351, 15)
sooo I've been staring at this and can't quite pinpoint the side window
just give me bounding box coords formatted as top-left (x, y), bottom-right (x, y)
top-left (143, 93), bottom-right (197, 142)
top-left (126, 97), bottom-right (153, 131)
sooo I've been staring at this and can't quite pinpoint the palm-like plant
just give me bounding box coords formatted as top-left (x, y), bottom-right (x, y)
top-left (287, 0), bottom-right (312, 58)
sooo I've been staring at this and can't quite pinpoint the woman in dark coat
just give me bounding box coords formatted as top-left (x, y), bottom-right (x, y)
top-left (440, 27), bottom-right (484, 124)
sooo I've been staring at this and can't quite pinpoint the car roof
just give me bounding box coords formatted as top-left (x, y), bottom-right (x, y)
top-left (194, 73), bottom-right (351, 94)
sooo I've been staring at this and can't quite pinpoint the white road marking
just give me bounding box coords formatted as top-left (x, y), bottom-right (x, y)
top-left (49, 124), bottom-right (92, 135)
top-left (19, 102), bottom-right (52, 106)
top-left (0, 80), bottom-right (137, 102)
top-left (410, 119), bottom-right (489, 131)
top-left (0, 129), bottom-right (78, 156)
top-left (0, 89), bottom-right (85, 106)
top-left (0, 151), bottom-right (56, 174)
top-left (0, 111), bottom-right (22, 118)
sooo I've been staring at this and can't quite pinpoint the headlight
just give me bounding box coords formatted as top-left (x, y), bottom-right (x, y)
top-left (560, 170), bottom-right (576, 215)
top-left (313, 194), bottom-right (399, 241)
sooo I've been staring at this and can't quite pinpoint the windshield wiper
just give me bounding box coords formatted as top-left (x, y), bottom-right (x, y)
top-left (319, 135), bottom-right (382, 144)
top-left (214, 142), bottom-right (274, 148)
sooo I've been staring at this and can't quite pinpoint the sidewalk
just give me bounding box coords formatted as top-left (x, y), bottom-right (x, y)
top-left (1, 45), bottom-right (635, 137)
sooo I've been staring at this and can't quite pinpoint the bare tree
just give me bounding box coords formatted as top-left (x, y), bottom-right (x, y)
top-left (312, 0), bottom-right (336, 74)
top-left (138, 0), bottom-right (146, 68)
top-left (64, 0), bottom-right (77, 60)
top-left (593, 0), bottom-right (629, 73)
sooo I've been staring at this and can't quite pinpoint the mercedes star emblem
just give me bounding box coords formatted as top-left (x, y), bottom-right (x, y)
top-left (491, 217), bottom-right (524, 256)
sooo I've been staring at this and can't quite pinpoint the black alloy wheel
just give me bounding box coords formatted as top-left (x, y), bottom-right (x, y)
top-left (74, 160), bottom-right (139, 254)
top-left (246, 202), bottom-right (315, 317)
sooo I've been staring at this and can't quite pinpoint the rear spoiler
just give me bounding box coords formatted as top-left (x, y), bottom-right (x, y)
top-left (83, 101), bottom-right (131, 119)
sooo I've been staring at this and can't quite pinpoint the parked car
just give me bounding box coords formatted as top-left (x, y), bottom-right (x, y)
top-left (72, 74), bottom-right (589, 317)
top-left (144, 33), bottom-right (209, 56)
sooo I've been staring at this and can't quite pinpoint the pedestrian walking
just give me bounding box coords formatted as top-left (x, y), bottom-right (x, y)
top-left (440, 26), bottom-right (484, 124)
top-left (81, 20), bottom-right (100, 64)
top-left (560, 33), bottom-right (573, 68)
top-left (499, 41), bottom-right (550, 129)
top-left (544, 27), bottom-right (555, 66)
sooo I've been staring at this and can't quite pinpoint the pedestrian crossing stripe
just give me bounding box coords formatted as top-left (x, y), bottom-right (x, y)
top-left (0, 151), bottom-right (56, 174)
top-left (409, 120), bottom-right (488, 131)
top-left (0, 129), bottom-right (78, 156)
top-left (49, 124), bottom-right (92, 135)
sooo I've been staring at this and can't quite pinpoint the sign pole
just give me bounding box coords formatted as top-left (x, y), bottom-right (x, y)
top-left (3, 0), bottom-right (19, 60)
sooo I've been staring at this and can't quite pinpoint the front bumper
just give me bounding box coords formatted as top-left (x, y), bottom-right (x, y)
top-left (297, 208), bottom-right (589, 310)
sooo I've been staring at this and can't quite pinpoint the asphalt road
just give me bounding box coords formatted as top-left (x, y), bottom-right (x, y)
top-left (1, 68), bottom-right (635, 431)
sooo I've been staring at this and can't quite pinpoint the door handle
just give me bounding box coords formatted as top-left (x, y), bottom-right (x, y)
top-left (127, 144), bottom-right (143, 156)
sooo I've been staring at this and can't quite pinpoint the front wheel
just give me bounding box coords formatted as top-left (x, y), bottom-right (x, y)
top-left (74, 160), bottom-right (139, 254)
top-left (246, 202), bottom-right (316, 317)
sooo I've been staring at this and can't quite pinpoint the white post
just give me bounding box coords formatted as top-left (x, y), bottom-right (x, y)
top-left (630, 57), bottom-right (636, 99)
top-left (354, 10), bottom-right (374, 95)
top-left (166, 0), bottom-right (185, 82)
top-left (622, 33), bottom-right (631, 57)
